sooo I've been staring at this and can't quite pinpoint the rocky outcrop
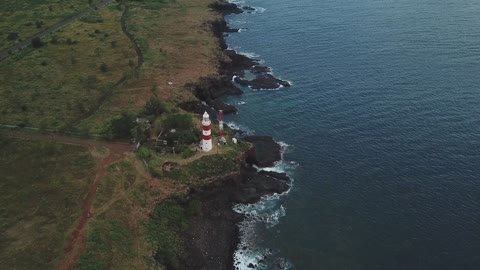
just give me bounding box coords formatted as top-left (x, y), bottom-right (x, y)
top-left (251, 65), bottom-right (272, 74)
top-left (209, 1), bottom-right (244, 15)
top-left (180, 161), bottom-right (290, 270)
top-left (244, 136), bottom-right (282, 167)
top-left (209, 99), bottom-right (238, 114)
top-left (184, 76), bottom-right (242, 115)
top-left (220, 50), bottom-right (259, 77)
top-left (187, 76), bottom-right (242, 102)
top-left (178, 101), bottom-right (217, 117)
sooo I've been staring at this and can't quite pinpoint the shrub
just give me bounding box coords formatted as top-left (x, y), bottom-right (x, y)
top-left (110, 112), bottom-right (136, 139)
top-left (162, 114), bottom-right (193, 131)
top-left (7, 32), bottom-right (18, 40)
top-left (144, 95), bottom-right (169, 116)
top-left (100, 63), bottom-right (109, 72)
top-left (137, 147), bottom-right (151, 159)
top-left (181, 148), bottom-right (195, 159)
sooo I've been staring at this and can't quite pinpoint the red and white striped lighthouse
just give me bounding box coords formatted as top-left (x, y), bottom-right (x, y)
top-left (201, 111), bottom-right (212, 152)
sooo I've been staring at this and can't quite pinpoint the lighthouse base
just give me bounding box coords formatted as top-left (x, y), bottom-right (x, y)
top-left (200, 139), bottom-right (213, 152)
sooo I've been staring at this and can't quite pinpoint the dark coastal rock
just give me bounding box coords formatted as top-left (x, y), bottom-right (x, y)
top-left (233, 76), bottom-right (250, 87)
top-left (251, 65), bottom-right (272, 74)
top-left (178, 101), bottom-right (217, 118)
top-left (234, 169), bottom-right (290, 204)
top-left (244, 136), bottom-right (282, 167)
top-left (209, 99), bottom-right (238, 114)
top-left (248, 74), bottom-right (291, 90)
top-left (210, 18), bottom-right (239, 34)
top-left (187, 76), bottom-right (242, 102)
top-left (209, 1), bottom-right (243, 15)
top-left (177, 166), bottom-right (290, 270)
top-left (220, 50), bottom-right (259, 77)
top-left (243, 6), bottom-right (256, 11)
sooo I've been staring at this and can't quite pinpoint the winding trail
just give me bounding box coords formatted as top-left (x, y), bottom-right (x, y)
top-left (0, 0), bottom-right (114, 62)
top-left (61, 2), bottom-right (144, 132)
top-left (120, 3), bottom-right (144, 68)
top-left (55, 148), bottom-right (130, 270)
top-left (4, 131), bottom-right (133, 270)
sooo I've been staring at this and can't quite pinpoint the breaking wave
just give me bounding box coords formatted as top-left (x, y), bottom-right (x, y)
top-left (233, 142), bottom-right (296, 269)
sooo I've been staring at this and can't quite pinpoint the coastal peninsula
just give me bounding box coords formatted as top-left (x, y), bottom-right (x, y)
top-left (0, 0), bottom-right (289, 269)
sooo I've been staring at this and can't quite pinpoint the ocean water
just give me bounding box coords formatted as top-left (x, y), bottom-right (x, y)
top-left (223, 0), bottom-right (480, 269)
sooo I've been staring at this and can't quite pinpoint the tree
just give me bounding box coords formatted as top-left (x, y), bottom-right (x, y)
top-left (144, 95), bottom-right (168, 116)
top-left (110, 112), bottom-right (136, 139)
top-left (162, 114), bottom-right (193, 131)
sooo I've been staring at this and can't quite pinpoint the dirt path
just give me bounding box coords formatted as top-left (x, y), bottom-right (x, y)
top-left (61, 2), bottom-right (143, 132)
top-left (55, 147), bottom-right (130, 270)
top-left (4, 131), bottom-right (133, 270)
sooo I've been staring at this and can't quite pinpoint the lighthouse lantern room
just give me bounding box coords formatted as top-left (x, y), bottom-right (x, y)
top-left (200, 111), bottom-right (213, 152)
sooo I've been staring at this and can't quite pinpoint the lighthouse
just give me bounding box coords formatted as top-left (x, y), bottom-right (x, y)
top-left (200, 111), bottom-right (213, 152)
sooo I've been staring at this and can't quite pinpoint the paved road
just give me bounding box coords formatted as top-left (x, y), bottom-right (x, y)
top-left (0, 0), bottom-right (114, 62)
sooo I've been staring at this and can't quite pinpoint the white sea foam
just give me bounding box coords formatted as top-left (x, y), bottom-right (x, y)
top-left (225, 121), bottom-right (255, 135)
top-left (228, 0), bottom-right (246, 5)
top-left (251, 7), bottom-right (266, 14)
top-left (238, 51), bottom-right (261, 59)
top-left (233, 185), bottom-right (294, 269)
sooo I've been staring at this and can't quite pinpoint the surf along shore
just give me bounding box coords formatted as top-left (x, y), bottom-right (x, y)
top-left (159, 1), bottom-right (292, 269)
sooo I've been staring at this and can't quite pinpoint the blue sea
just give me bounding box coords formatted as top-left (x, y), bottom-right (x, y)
top-left (223, 0), bottom-right (480, 269)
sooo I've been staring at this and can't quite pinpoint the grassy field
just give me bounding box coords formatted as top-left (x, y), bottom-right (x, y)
top-left (0, 137), bottom-right (96, 270)
top-left (74, 158), bottom-right (171, 270)
top-left (0, 0), bottom-right (239, 268)
top-left (0, 0), bottom-right (102, 51)
top-left (79, 0), bottom-right (222, 134)
top-left (1, 0), bottom-right (222, 137)
top-left (0, 3), bottom-right (136, 132)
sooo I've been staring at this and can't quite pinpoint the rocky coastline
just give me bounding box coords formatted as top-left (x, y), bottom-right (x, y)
top-left (180, 0), bottom-right (290, 116)
top-left (153, 1), bottom-right (292, 269)
top-left (167, 137), bottom-right (290, 270)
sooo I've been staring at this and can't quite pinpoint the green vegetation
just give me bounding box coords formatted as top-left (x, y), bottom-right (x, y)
top-left (148, 137), bottom-right (248, 183)
top-left (0, 0), bottom-right (102, 50)
top-left (0, 138), bottom-right (96, 269)
top-left (146, 196), bottom-right (202, 270)
top-left (143, 94), bottom-right (169, 116)
top-left (109, 112), bottom-right (137, 139)
top-left (0, 5), bottom-right (136, 132)
top-left (75, 159), bottom-right (158, 270)
top-left (0, 0), bottom-right (244, 268)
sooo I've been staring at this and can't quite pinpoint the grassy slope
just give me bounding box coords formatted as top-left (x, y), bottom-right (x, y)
top-left (74, 158), bottom-right (171, 270)
top-left (0, 3), bottom-right (136, 131)
top-left (0, 138), bottom-right (96, 270)
top-left (0, 0), bottom-right (236, 268)
top-left (80, 0), bottom-right (221, 133)
top-left (0, 0), bottom-right (104, 50)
